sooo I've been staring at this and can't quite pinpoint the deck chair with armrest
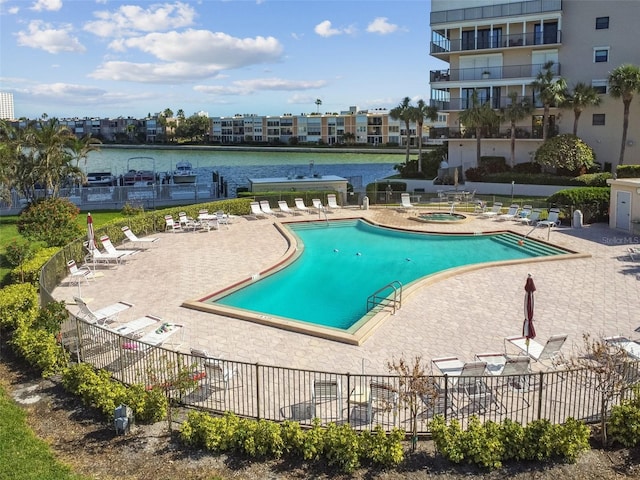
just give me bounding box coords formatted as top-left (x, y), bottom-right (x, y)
top-left (164, 215), bottom-right (182, 232)
top-left (259, 200), bottom-right (277, 217)
top-left (519, 208), bottom-right (543, 225)
top-left (497, 204), bottom-right (520, 221)
top-left (66, 260), bottom-right (93, 289)
top-left (537, 208), bottom-right (561, 228)
top-left (121, 226), bottom-right (159, 249)
top-left (505, 333), bottom-right (568, 370)
top-left (326, 194), bottom-right (341, 211)
top-left (367, 381), bottom-right (400, 426)
top-left (420, 379), bottom-right (457, 420)
top-left (480, 202), bottom-right (503, 218)
top-left (278, 200), bottom-right (297, 216)
top-left (249, 201), bottom-right (268, 219)
top-left (73, 296), bottom-right (134, 325)
top-left (294, 198), bottom-right (311, 214)
top-left (99, 235), bottom-right (139, 260)
top-left (311, 378), bottom-right (343, 422)
top-left (178, 212), bottom-right (201, 231)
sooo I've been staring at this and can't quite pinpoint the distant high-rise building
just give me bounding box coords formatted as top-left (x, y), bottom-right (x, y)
top-left (0, 92), bottom-right (15, 120)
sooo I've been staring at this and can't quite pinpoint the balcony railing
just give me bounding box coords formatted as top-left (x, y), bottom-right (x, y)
top-left (431, 30), bottom-right (561, 55)
top-left (429, 95), bottom-right (546, 111)
top-left (430, 62), bottom-right (561, 83)
top-left (429, 125), bottom-right (558, 140)
top-left (430, 0), bottom-right (562, 25)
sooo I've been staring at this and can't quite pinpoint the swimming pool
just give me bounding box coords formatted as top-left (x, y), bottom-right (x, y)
top-left (187, 219), bottom-right (577, 344)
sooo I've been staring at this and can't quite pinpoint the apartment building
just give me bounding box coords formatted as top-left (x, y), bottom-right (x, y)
top-left (0, 92), bottom-right (15, 120)
top-left (429, 0), bottom-right (640, 172)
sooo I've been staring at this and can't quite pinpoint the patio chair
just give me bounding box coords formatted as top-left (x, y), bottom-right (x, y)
top-left (537, 208), bottom-right (561, 228)
top-left (420, 380), bottom-right (457, 420)
top-left (604, 336), bottom-right (640, 360)
top-left (99, 235), bottom-right (139, 260)
top-left (327, 194), bottom-right (341, 211)
top-left (73, 296), bottom-right (133, 325)
top-left (398, 193), bottom-right (415, 213)
top-left (518, 208), bottom-right (543, 225)
top-left (294, 198), bottom-right (311, 214)
top-left (178, 212), bottom-right (201, 231)
top-left (121, 226), bottom-right (159, 249)
top-left (216, 210), bottom-right (230, 229)
top-left (259, 200), bottom-right (277, 217)
top-left (66, 259), bottom-right (93, 290)
top-left (122, 321), bottom-right (184, 352)
top-left (164, 215), bottom-right (182, 233)
top-left (628, 247), bottom-right (640, 262)
top-left (109, 315), bottom-right (161, 338)
top-left (249, 201), bottom-right (267, 219)
top-left (367, 381), bottom-right (399, 426)
top-left (83, 241), bottom-right (128, 267)
top-left (505, 333), bottom-right (568, 370)
top-left (497, 204), bottom-right (520, 221)
top-left (515, 205), bottom-right (532, 221)
top-left (480, 202), bottom-right (503, 218)
top-left (312, 198), bottom-right (325, 214)
top-left (278, 200), bottom-right (297, 216)
top-left (311, 378), bottom-right (343, 422)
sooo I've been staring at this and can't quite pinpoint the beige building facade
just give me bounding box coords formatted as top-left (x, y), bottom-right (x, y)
top-left (430, 0), bottom-right (640, 173)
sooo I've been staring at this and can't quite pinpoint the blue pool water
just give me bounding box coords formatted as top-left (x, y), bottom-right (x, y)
top-left (211, 220), bottom-right (568, 330)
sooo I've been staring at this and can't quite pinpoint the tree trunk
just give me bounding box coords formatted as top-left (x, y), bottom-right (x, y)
top-left (619, 101), bottom-right (631, 166)
top-left (404, 121), bottom-right (411, 163)
top-left (510, 121), bottom-right (516, 167)
top-left (417, 121), bottom-right (423, 173)
top-left (475, 127), bottom-right (482, 165)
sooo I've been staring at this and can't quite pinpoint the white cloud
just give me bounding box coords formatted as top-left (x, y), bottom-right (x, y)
top-left (84, 1), bottom-right (196, 37)
top-left (195, 78), bottom-right (327, 96)
top-left (366, 17), bottom-right (398, 35)
top-left (16, 20), bottom-right (86, 54)
top-left (31, 0), bottom-right (62, 12)
top-left (314, 20), bottom-right (356, 38)
top-left (90, 61), bottom-right (224, 83)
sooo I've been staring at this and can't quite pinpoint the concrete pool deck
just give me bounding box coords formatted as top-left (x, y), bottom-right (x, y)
top-left (54, 207), bottom-right (640, 375)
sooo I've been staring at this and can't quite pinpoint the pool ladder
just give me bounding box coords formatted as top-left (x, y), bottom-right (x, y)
top-left (366, 280), bottom-right (403, 315)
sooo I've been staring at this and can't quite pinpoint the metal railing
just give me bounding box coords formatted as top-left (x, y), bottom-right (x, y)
top-left (366, 281), bottom-right (403, 315)
top-left (57, 314), bottom-right (639, 434)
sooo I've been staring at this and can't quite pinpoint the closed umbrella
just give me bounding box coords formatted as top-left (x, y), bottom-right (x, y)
top-left (453, 167), bottom-right (459, 190)
top-left (87, 212), bottom-right (96, 270)
top-left (523, 274), bottom-right (536, 354)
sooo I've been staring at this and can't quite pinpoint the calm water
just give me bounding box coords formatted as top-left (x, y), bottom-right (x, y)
top-left (213, 220), bottom-right (567, 330)
top-left (85, 147), bottom-right (401, 190)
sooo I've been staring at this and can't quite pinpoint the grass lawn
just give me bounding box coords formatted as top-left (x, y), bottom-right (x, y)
top-left (0, 384), bottom-right (86, 480)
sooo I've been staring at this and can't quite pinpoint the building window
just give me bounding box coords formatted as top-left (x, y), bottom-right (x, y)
top-left (592, 80), bottom-right (608, 94)
top-left (595, 17), bottom-right (609, 29)
top-left (594, 47), bottom-right (609, 63)
top-left (592, 114), bottom-right (606, 126)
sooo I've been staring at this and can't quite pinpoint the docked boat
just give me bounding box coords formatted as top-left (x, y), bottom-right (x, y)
top-left (86, 172), bottom-right (116, 187)
top-left (171, 161), bottom-right (197, 184)
top-left (123, 156), bottom-right (157, 186)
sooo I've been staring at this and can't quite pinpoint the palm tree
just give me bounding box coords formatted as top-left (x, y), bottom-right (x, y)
top-left (530, 61), bottom-right (567, 140)
top-left (413, 100), bottom-right (438, 174)
top-left (390, 97), bottom-right (414, 164)
top-left (66, 135), bottom-right (102, 184)
top-left (458, 90), bottom-right (500, 166)
top-left (561, 82), bottom-right (602, 136)
top-left (500, 92), bottom-right (533, 167)
top-left (315, 98), bottom-right (322, 113)
top-left (608, 64), bottom-right (640, 166)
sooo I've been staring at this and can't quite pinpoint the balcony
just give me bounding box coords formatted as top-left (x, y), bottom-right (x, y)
top-left (429, 126), bottom-right (545, 140)
top-left (431, 30), bottom-right (561, 55)
top-left (429, 94), bottom-right (545, 112)
top-left (430, 0), bottom-right (561, 25)
top-left (430, 62), bottom-right (561, 83)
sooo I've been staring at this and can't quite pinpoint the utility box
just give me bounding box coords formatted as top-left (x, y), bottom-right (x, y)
top-left (114, 404), bottom-right (134, 435)
top-left (573, 209), bottom-right (583, 229)
top-left (362, 196), bottom-right (369, 210)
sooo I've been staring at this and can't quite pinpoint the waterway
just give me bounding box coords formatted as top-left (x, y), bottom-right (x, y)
top-left (85, 146), bottom-right (403, 191)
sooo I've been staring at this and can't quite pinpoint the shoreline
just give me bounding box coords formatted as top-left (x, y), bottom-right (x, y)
top-left (97, 144), bottom-right (426, 155)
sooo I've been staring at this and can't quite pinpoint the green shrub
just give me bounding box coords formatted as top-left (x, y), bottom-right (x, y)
top-left (522, 419), bottom-right (557, 461)
top-left (301, 418), bottom-right (325, 461)
top-left (10, 247), bottom-right (60, 285)
top-left (617, 165), bottom-right (640, 178)
top-left (573, 172), bottom-right (613, 187)
top-left (17, 198), bottom-right (83, 247)
top-left (33, 300), bottom-right (68, 335)
top-left (609, 390), bottom-right (640, 447)
top-left (61, 363), bottom-right (128, 417)
top-left (359, 426), bottom-right (404, 468)
top-left (323, 422), bottom-right (361, 473)
top-left (11, 323), bottom-right (69, 377)
top-left (4, 240), bottom-right (34, 268)
top-left (511, 162), bottom-right (542, 174)
top-left (500, 418), bottom-right (526, 461)
top-left (280, 420), bottom-right (305, 456)
top-left (547, 187), bottom-right (610, 223)
top-left (124, 384), bottom-right (168, 424)
top-left (534, 134), bottom-right (596, 174)
top-left (0, 282), bottom-right (39, 330)
top-left (555, 418), bottom-right (591, 463)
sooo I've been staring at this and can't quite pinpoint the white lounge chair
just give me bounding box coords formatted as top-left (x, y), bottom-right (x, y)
top-left (515, 205), bottom-right (533, 222)
top-left (312, 198), bottom-right (325, 214)
top-left (518, 208), bottom-right (543, 225)
top-left (84, 241), bottom-right (127, 267)
top-left (605, 336), bottom-right (640, 360)
top-left (481, 202), bottom-right (503, 218)
top-left (121, 226), bottom-right (159, 248)
top-left (99, 235), bottom-right (139, 260)
top-left (294, 198), bottom-right (311, 214)
top-left (537, 208), bottom-right (561, 228)
top-left (628, 247), bottom-right (640, 262)
top-left (327, 194), bottom-right (341, 211)
top-left (278, 200), bottom-right (297, 216)
top-left (73, 296), bottom-right (133, 325)
top-left (122, 321), bottom-right (184, 352)
top-left (164, 215), bottom-right (182, 233)
top-left (505, 334), bottom-right (568, 369)
top-left (66, 259), bottom-right (93, 290)
top-left (249, 201), bottom-right (267, 219)
top-left (399, 193), bottom-right (415, 213)
top-left (497, 204), bottom-right (520, 221)
top-left (110, 315), bottom-right (161, 338)
top-left (259, 200), bottom-right (277, 217)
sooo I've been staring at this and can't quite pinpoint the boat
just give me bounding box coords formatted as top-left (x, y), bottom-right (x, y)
top-left (86, 172), bottom-right (116, 187)
top-left (171, 161), bottom-right (197, 184)
top-left (123, 157), bottom-right (157, 186)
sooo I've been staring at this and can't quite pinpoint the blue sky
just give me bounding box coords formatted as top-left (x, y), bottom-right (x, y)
top-left (0, 0), bottom-right (447, 120)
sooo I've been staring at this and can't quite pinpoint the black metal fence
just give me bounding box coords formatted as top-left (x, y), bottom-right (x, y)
top-left (58, 315), bottom-right (638, 434)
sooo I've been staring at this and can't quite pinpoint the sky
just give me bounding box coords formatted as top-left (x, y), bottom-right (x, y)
top-left (0, 0), bottom-right (447, 120)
